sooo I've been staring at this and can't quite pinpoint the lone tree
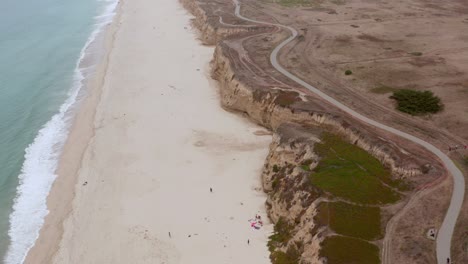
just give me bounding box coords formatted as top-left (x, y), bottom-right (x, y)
top-left (390, 89), bottom-right (443, 115)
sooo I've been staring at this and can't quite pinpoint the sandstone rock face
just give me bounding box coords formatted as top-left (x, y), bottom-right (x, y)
top-left (211, 44), bottom-right (424, 178)
top-left (262, 124), bottom-right (324, 263)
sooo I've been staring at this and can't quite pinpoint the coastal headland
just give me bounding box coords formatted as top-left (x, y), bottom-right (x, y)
top-left (180, 0), bottom-right (467, 263)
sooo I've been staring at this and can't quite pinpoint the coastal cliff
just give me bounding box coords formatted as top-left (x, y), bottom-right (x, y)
top-left (180, 0), bottom-right (443, 262)
top-left (211, 44), bottom-right (431, 178)
top-left (181, 0), bottom-right (251, 44)
top-left (261, 124), bottom-right (324, 263)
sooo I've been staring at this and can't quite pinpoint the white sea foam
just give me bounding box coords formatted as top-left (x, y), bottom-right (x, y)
top-left (4, 1), bottom-right (118, 263)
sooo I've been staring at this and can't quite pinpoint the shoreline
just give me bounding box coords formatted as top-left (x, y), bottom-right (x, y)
top-left (24, 0), bottom-right (273, 263)
top-left (23, 2), bottom-right (123, 263)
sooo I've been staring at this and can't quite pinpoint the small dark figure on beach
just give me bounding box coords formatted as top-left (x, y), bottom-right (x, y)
top-left (447, 257), bottom-right (450, 264)
top-left (169, 232), bottom-right (171, 238)
top-left (210, 187), bottom-right (213, 193)
top-left (247, 239), bottom-right (250, 245)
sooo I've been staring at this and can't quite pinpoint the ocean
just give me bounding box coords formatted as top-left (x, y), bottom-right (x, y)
top-left (0, 0), bottom-right (117, 263)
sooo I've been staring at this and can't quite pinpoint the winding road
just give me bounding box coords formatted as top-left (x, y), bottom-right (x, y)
top-left (232, 0), bottom-right (465, 263)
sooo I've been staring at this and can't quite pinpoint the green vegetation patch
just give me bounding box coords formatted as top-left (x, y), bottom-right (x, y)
top-left (274, 91), bottom-right (300, 107)
top-left (273, 164), bottom-right (280, 173)
top-left (310, 133), bottom-right (401, 204)
top-left (267, 0), bottom-right (325, 7)
top-left (390, 89), bottom-right (443, 115)
top-left (319, 202), bottom-right (383, 240)
top-left (271, 246), bottom-right (301, 264)
top-left (330, 0), bottom-right (346, 5)
top-left (268, 218), bottom-right (299, 264)
top-left (370, 85), bottom-right (398, 94)
top-left (345, 69), bottom-right (353, 75)
top-left (300, 159), bottom-right (314, 171)
top-left (315, 202), bottom-right (329, 226)
top-left (320, 236), bottom-right (380, 264)
top-left (269, 217), bottom-right (294, 250)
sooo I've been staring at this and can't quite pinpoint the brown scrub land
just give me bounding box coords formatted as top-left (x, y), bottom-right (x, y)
top-left (183, 0), bottom-right (468, 263)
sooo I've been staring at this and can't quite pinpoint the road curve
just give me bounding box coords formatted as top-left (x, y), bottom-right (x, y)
top-left (232, 0), bottom-right (464, 263)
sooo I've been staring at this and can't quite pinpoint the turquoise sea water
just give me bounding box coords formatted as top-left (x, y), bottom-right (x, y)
top-left (0, 0), bottom-right (116, 263)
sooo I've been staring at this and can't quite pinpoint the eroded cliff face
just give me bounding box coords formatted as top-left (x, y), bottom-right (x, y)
top-left (262, 124), bottom-right (324, 263)
top-left (211, 44), bottom-right (427, 178)
top-left (180, 0), bottom-right (442, 263)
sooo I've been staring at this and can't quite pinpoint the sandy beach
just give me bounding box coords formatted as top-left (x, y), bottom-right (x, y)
top-left (24, 0), bottom-right (272, 263)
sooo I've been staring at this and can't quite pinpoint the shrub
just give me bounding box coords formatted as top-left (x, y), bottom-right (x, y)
top-left (390, 89), bottom-right (443, 115)
top-left (273, 164), bottom-right (280, 173)
top-left (272, 178), bottom-right (280, 190)
top-left (345, 70), bottom-right (353, 75)
top-left (269, 217), bottom-right (293, 245)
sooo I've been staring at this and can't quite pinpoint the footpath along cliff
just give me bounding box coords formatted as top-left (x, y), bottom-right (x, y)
top-left (181, 0), bottom-right (446, 263)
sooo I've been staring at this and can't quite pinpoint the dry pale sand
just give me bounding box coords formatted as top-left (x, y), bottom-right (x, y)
top-left (27, 0), bottom-right (273, 263)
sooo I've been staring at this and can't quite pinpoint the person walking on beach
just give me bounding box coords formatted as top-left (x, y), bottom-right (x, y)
top-left (210, 187), bottom-right (213, 193)
top-left (247, 239), bottom-right (250, 245)
top-left (169, 232), bottom-right (171, 238)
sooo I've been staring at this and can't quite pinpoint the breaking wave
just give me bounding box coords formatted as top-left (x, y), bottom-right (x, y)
top-left (4, 1), bottom-right (118, 263)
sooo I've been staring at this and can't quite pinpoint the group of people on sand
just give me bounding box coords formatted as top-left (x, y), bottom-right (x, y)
top-left (167, 189), bottom-right (265, 243)
top-left (248, 214), bottom-right (263, 230)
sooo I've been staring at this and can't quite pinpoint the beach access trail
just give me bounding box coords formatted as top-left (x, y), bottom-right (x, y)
top-left (25, 0), bottom-right (273, 263)
top-left (231, 0), bottom-right (465, 263)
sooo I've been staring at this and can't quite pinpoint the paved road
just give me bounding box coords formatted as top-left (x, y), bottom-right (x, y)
top-left (232, 0), bottom-right (465, 263)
